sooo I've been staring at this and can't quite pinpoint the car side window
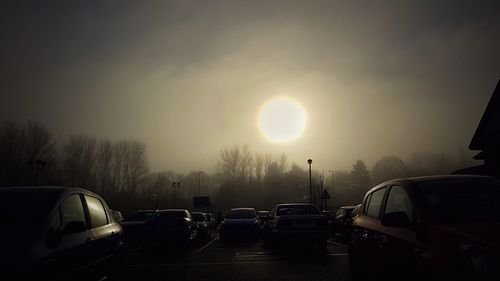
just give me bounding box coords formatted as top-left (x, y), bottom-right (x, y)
top-left (60, 194), bottom-right (87, 232)
top-left (84, 195), bottom-right (108, 228)
top-left (366, 188), bottom-right (386, 218)
top-left (363, 193), bottom-right (372, 214)
top-left (385, 185), bottom-right (414, 223)
top-left (49, 208), bottom-right (62, 232)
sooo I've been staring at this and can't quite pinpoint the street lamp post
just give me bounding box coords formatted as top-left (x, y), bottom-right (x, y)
top-left (328, 170), bottom-right (334, 208)
top-left (155, 184), bottom-right (161, 210)
top-left (307, 159), bottom-right (313, 204)
top-left (172, 182), bottom-right (180, 208)
top-left (198, 171), bottom-right (202, 196)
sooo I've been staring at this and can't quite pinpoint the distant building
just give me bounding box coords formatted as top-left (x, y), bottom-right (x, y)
top-left (454, 79), bottom-right (500, 177)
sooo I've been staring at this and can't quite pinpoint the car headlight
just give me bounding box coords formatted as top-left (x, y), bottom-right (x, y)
top-left (460, 242), bottom-right (498, 279)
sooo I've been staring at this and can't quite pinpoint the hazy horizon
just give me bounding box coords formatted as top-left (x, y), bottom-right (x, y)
top-left (2, 1), bottom-right (499, 173)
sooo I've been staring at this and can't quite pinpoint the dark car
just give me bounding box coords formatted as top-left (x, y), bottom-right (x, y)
top-left (333, 205), bottom-right (360, 239)
top-left (142, 209), bottom-right (197, 248)
top-left (205, 213), bottom-right (216, 229)
top-left (191, 212), bottom-right (210, 240)
top-left (349, 175), bottom-right (500, 281)
top-left (262, 203), bottom-right (329, 248)
top-left (121, 209), bottom-right (157, 245)
top-left (219, 208), bottom-right (260, 241)
top-left (257, 210), bottom-right (270, 226)
top-left (0, 186), bottom-right (124, 280)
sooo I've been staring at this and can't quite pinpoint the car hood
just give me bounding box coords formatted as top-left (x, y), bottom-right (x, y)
top-left (433, 223), bottom-right (500, 252)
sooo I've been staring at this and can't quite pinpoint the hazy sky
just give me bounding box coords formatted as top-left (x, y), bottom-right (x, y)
top-left (1, 1), bottom-right (499, 173)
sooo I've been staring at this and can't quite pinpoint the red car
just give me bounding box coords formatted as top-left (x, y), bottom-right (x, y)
top-left (349, 175), bottom-right (500, 281)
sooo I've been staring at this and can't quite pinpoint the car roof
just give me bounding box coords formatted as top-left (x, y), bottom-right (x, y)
top-left (339, 205), bottom-right (358, 209)
top-left (158, 209), bottom-right (188, 212)
top-left (229, 208), bottom-right (255, 211)
top-left (406, 174), bottom-right (496, 182)
top-left (275, 203), bottom-right (316, 207)
top-left (365, 174), bottom-right (498, 195)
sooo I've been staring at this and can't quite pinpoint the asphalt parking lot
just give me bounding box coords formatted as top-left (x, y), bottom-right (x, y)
top-left (116, 233), bottom-right (351, 281)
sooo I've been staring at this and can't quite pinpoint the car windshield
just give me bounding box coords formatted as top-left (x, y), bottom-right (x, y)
top-left (192, 213), bottom-right (205, 222)
top-left (157, 210), bottom-right (188, 218)
top-left (225, 210), bottom-right (256, 219)
top-left (126, 211), bottom-right (156, 221)
top-left (277, 205), bottom-right (320, 216)
top-left (0, 189), bottom-right (60, 229)
top-left (417, 179), bottom-right (500, 224)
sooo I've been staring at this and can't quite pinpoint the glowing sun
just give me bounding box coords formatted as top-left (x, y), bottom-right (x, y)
top-left (258, 97), bottom-right (306, 143)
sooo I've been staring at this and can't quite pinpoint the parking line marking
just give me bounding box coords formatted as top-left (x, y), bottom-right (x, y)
top-left (196, 236), bottom-right (219, 253)
top-left (327, 240), bottom-right (348, 248)
top-left (327, 253), bottom-right (348, 256)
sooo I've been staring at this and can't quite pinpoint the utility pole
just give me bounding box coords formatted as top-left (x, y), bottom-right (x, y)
top-left (328, 170), bottom-right (334, 208)
top-left (307, 159), bottom-right (313, 204)
top-left (198, 171), bottom-right (202, 196)
top-left (172, 182), bottom-right (180, 208)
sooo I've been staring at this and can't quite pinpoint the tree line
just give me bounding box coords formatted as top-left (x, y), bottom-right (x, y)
top-left (0, 120), bottom-right (477, 214)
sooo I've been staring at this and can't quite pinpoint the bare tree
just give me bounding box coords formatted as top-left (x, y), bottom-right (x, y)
top-left (95, 139), bottom-right (113, 196)
top-left (217, 145), bottom-right (242, 180)
top-left (24, 121), bottom-right (56, 162)
top-left (0, 121), bottom-right (27, 186)
top-left (62, 135), bottom-right (96, 188)
top-left (239, 144), bottom-right (254, 182)
top-left (254, 153), bottom-right (264, 184)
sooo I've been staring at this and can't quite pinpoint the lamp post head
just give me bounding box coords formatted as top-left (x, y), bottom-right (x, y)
top-left (307, 159), bottom-right (313, 165)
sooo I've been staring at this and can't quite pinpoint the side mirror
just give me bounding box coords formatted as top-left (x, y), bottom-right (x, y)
top-left (381, 212), bottom-right (411, 229)
top-left (62, 221), bottom-right (87, 235)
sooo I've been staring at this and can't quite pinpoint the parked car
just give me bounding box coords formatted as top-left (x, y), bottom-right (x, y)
top-left (257, 210), bottom-right (270, 226)
top-left (349, 175), bottom-right (500, 281)
top-left (142, 209), bottom-right (197, 248)
top-left (205, 212), bottom-right (216, 229)
top-left (261, 203), bottom-right (329, 248)
top-left (333, 205), bottom-right (360, 239)
top-left (219, 208), bottom-right (260, 241)
top-left (191, 212), bottom-right (210, 240)
top-left (0, 186), bottom-right (124, 280)
top-left (121, 209), bottom-right (157, 245)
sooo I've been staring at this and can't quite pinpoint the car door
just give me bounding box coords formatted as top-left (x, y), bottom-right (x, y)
top-left (43, 193), bottom-right (94, 278)
top-left (262, 207), bottom-right (276, 237)
top-left (350, 186), bottom-right (387, 278)
top-left (378, 184), bottom-right (424, 279)
top-left (83, 194), bottom-right (118, 275)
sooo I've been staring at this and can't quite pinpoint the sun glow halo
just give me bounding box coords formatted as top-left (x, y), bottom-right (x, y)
top-left (258, 97), bottom-right (306, 143)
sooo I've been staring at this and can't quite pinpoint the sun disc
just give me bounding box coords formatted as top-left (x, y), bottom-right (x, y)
top-left (258, 97), bottom-right (306, 142)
